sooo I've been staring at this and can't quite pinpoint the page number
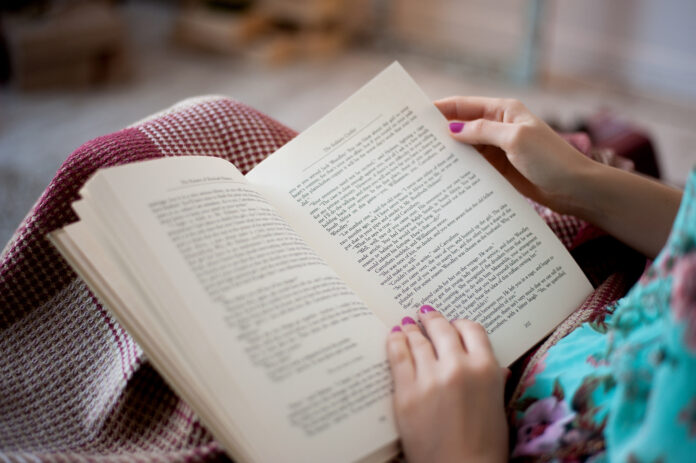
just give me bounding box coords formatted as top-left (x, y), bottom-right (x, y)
top-left (524, 321), bottom-right (532, 328)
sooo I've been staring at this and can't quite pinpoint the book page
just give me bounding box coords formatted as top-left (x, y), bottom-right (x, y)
top-left (79, 157), bottom-right (397, 462)
top-left (247, 62), bottom-right (593, 365)
top-left (49, 223), bottom-right (255, 463)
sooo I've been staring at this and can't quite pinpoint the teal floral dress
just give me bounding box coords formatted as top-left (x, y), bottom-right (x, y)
top-left (510, 170), bottom-right (696, 462)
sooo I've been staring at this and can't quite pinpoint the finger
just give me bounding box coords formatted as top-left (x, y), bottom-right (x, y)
top-left (434, 96), bottom-right (506, 121)
top-left (451, 319), bottom-right (496, 362)
top-left (448, 118), bottom-right (514, 149)
top-left (417, 305), bottom-right (465, 359)
top-left (471, 142), bottom-right (543, 200)
top-left (386, 326), bottom-right (415, 384)
top-left (401, 316), bottom-right (437, 371)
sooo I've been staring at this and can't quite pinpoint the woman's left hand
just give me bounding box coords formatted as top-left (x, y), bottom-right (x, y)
top-left (386, 306), bottom-right (509, 463)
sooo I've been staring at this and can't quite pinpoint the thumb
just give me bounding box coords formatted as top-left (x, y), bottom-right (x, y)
top-left (448, 119), bottom-right (512, 149)
top-left (501, 367), bottom-right (512, 382)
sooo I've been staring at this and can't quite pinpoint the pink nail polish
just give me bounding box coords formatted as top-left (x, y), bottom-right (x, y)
top-left (449, 121), bottom-right (464, 133)
top-left (420, 305), bottom-right (435, 314)
top-left (391, 325), bottom-right (402, 333)
top-left (402, 316), bottom-right (416, 325)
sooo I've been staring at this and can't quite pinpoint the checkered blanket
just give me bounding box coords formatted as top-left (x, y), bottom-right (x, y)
top-left (0, 98), bottom-right (645, 462)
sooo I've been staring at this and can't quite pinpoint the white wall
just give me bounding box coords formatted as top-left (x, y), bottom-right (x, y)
top-left (387, 0), bottom-right (526, 68)
top-left (546, 0), bottom-right (696, 101)
top-left (387, 0), bottom-right (696, 102)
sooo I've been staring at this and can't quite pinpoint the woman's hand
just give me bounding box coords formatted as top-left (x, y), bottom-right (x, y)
top-left (386, 305), bottom-right (508, 463)
top-left (435, 96), bottom-right (682, 259)
top-left (434, 96), bottom-right (593, 215)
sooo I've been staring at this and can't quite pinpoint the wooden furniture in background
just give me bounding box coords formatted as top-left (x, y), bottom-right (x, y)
top-left (2, 1), bottom-right (129, 90)
top-left (174, 0), bottom-right (372, 65)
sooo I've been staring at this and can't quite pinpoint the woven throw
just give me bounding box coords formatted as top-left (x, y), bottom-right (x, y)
top-left (0, 98), bottom-right (644, 462)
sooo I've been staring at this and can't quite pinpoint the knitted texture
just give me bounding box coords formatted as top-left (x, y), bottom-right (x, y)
top-left (0, 98), bottom-right (295, 462)
top-left (0, 98), bottom-right (642, 461)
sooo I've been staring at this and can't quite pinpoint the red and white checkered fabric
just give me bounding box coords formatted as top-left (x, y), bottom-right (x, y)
top-left (0, 98), bottom-right (643, 462)
top-left (0, 98), bottom-right (295, 462)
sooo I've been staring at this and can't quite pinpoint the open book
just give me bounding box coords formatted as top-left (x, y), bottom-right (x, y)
top-left (50, 63), bottom-right (593, 463)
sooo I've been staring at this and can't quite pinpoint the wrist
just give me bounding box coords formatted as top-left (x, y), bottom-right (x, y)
top-left (545, 156), bottom-right (606, 219)
top-left (561, 162), bottom-right (682, 257)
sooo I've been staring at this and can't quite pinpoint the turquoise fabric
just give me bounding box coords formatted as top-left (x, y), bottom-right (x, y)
top-left (511, 170), bottom-right (696, 462)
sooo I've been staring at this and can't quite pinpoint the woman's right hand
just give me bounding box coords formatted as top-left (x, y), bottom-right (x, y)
top-left (434, 96), bottom-right (595, 215)
top-left (435, 96), bottom-right (682, 258)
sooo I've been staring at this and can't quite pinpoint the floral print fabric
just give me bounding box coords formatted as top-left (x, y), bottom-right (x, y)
top-left (511, 170), bottom-right (696, 462)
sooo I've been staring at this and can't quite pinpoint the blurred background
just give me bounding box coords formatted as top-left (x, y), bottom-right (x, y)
top-left (2, 0), bottom-right (696, 247)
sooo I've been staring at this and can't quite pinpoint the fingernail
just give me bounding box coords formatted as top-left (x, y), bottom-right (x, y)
top-left (449, 121), bottom-right (464, 133)
top-left (391, 325), bottom-right (402, 333)
top-left (420, 305), bottom-right (435, 314)
top-left (401, 316), bottom-right (416, 325)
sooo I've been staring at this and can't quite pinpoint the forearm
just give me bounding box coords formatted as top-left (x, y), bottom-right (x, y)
top-left (435, 96), bottom-right (683, 258)
top-left (564, 162), bottom-right (682, 259)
